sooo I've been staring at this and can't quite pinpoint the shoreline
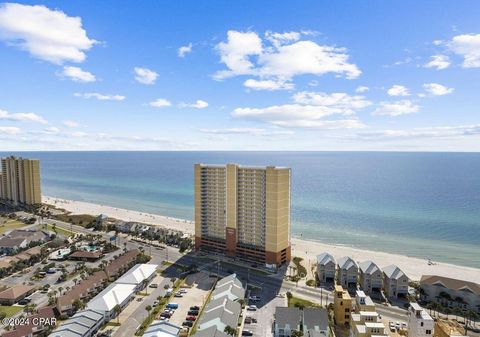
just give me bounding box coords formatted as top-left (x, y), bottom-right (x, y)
top-left (42, 195), bottom-right (480, 283)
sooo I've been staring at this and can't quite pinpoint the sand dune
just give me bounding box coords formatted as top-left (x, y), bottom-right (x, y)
top-left (43, 196), bottom-right (480, 283)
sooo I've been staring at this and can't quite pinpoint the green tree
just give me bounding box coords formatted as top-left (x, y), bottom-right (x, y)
top-left (292, 330), bottom-right (304, 337)
top-left (114, 305), bottom-right (122, 324)
top-left (224, 325), bottom-right (236, 336)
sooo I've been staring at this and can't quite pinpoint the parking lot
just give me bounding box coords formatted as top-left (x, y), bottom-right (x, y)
top-left (243, 284), bottom-right (286, 337)
top-left (166, 272), bottom-right (215, 327)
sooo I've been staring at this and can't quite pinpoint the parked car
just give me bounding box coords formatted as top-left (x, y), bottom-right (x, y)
top-left (249, 296), bottom-right (261, 302)
top-left (182, 321), bottom-right (193, 327)
top-left (153, 300), bottom-right (159, 307)
top-left (149, 283), bottom-right (158, 288)
top-left (179, 289), bottom-right (187, 294)
top-left (18, 298), bottom-right (31, 305)
top-left (395, 322), bottom-right (401, 330)
top-left (160, 312), bottom-right (172, 318)
top-left (242, 330), bottom-right (253, 336)
top-left (245, 316), bottom-right (257, 324)
top-left (46, 268), bottom-right (56, 274)
top-left (189, 306), bottom-right (200, 311)
top-left (389, 322), bottom-right (395, 332)
top-left (247, 305), bottom-right (257, 311)
top-left (188, 310), bottom-right (199, 316)
top-left (186, 316), bottom-right (196, 321)
top-left (166, 303), bottom-right (179, 309)
top-left (174, 292), bottom-right (183, 298)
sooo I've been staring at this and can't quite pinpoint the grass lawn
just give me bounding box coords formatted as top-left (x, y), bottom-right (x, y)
top-left (0, 305), bottom-right (23, 317)
top-left (288, 296), bottom-right (321, 308)
top-left (0, 219), bottom-right (27, 234)
top-left (44, 224), bottom-right (75, 237)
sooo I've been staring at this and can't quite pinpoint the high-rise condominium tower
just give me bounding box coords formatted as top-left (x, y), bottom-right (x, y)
top-left (194, 163), bottom-right (291, 267)
top-left (0, 156), bottom-right (41, 206)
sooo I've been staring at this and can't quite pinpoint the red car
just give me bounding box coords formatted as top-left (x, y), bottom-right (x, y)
top-left (186, 316), bottom-right (196, 321)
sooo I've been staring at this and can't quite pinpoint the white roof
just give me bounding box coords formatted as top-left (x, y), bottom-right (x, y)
top-left (144, 320), bottom-right (182, 337)
top-left (87, 283), bottom-right (136, 312)
top-left (317, 252), bottom-right (336, 265)
top-left (359, 260), bottom-right (381, 275)
top-left (338, 256), bottom-right (358, 270)
top-left (115, 263), bottom-right (158, 285)
top-left (383, 264), bottom-right (407, 280)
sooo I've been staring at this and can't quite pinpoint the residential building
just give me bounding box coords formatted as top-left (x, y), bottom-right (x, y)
top-left (115, 263), bottom-right (157, 292)
top-left (1, 156), bottom-right (41, 206)
top-left (334, 285), bottom-right (352, 325)
top-left (274, 307), bottom-right (302, 337)
top-left (316, 252), bottom-right (336, 285)
top-left (420, 275), bottom-right (480, 313)
top-left (358, 261), bottom-right (382, 295)
top-left (337, 257), bottom-right (359, 290)
top-left (434, 319), bottom-right (467, 337)
top-left (194, 163), bottom-right (291, 267)
top-left (144, 320), bottom-right (182, 337)
top-left (86, 283), bottom-right (137, 319)
top-left (69, 250), bottom-right (103, 261)
top-left (48, 308), bottom-right (105, 337)
top-left (303, 308), bottom-right (329, 337)
top-left (115, 221), bottom-right (138, 233)
top-left (382, 264), bottom-right (409, 299)
top-left (0, 284), bottom-right (35, 305)
top-left (407, 303), bottom-right (434, 337)
top-left (350, 305), bottom-right (387, 337)
top-left (0, 237), bottom-right (27, 255)
top-left (194, 274), bottom-right (245, 337)
top-left (354, 291), bottom-right (375, 312)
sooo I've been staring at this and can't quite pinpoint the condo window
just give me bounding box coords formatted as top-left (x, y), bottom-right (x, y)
top-left (426, 330), bottom-right (431, 335)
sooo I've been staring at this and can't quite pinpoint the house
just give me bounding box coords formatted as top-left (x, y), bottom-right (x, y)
top-left (0, 237), bottom-right (27, 255)
top-left (2, 306), bottom-right (55, 337)
top-left (69, 250), bottom-right (103, 261)
top-left (420, 275), bottom-right (480, 313)
top-left (337, 257), bottom-right (359, 289)
top-left (354, 290), bottom-right (375, 312)
top-left (114, 221), bottom-right (137, 233)
top-left (144, 320), bottom-right (182, 337)
top-left (358, 261), bottom-right (382, 295)
top-left (86, 283), bottom-right (136, 319)
top-left (334, 285), bottom-right (352, 325)
top-left (407, 303), bottom-right (434, 337)
top-left (274, 307), bottom-right (302, 337)
top-left (7, 229), bottom-right (50, 245)
top-left (350, 308), bottom-right (387, 337)
top-left (0, 284), bottom-right (35, 305)
top-left (194, 274), bottom-right (245, 337)
top-left (316, 252), bottom-right (336, 285)
top-left (115, 263), bottom-right (157, 292)
top-left (382, 265), bottom-right (409, 299)
top-left (303, 308), bottom-right (329, 337)
top-left (48, 308), bottom-right (105, 337)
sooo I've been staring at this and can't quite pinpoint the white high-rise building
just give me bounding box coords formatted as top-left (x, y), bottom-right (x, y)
top-left (407, 303), bottom-right (434, 337)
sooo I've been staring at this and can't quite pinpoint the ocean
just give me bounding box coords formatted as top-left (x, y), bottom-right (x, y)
top-left (1, 151), bottom-right (479, 268)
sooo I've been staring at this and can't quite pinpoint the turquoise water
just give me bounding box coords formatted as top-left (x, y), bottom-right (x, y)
top-left (2, 151), bottom-right (479, 268)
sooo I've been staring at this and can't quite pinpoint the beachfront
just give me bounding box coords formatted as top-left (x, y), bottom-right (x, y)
top-left (43, 196), bottom-right (480, 283)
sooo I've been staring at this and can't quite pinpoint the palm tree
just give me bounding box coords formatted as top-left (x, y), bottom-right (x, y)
top-left (114, 305), bottom-right (122, 324)
top-left (145, 305), bottom-right (152, 319)
top-left (224, 325), bottom-right (236, 336)
top-left (292, 330), bottom-right (304, 337)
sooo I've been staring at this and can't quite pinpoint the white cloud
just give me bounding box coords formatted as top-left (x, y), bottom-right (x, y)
top-left (423, 83), bottom-right (454, 96)
top-left (447, 33), bottom-right (480, 68)
top-left (359, 124), bottom-right (480, 140)
top-left (424, 55), bottom-right (451, 70)
top-left (214, 30), bottom-right (360, 83)
top-left (74, 92), bottom-right (125, 101)
top-left (232, 91), bottom-right (370, 129)
top-left (199, 128), bottom-right (294, 136)
top-left (134, 67), bottom-right (158, 85)
top-left (0, 126), bottom-right (21, 135)
top-left (387, 85), bottom-right (410, 97)
top-left (0, 109), bottom-right (48, 124)
top-left (61, 66), bottom-right (96, 82)
top-left (243, 79), bottom-right (294, 91)
top-left (179, 100), bottom-right (209, 109)
top-left (214, 31), bottom-right (263, 79)
top-left (149, 98), bottom-right (171, 108)
top-left (178, 43), bottom-right (192, 58)
top-left (63, 120), bottom-right (79, 128)
top-left (0, 3), bottom-right (96, 64)
top-left (355, 86), bottom-right (369, 93)
top-left (70, 131), bottom-right (88, 137)
top-left (373, 100), bottom-right (420, 117)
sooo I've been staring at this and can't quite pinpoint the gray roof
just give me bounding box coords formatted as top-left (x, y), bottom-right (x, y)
top-left (205, 296), bottom-right (241, 314)
top-left (317, 252), bottom-right (336, 266)
top-left (144, 320), bottom-right (182, 337)
top-left (194, 325), bottom-right (230, 337)
top-left (216, 273), bottom-right (243, 288)
top-left (338, 256), bottom-right (358, 270)
top-left (359, 261), bottom-right (381, 275)
top-left (383, 265), bottom-right (408, 280)
top-left (304, 308), bottom-right (329, 331)
top-left (49, 309), bottom-right (104, 337)
top-left (0, 237), bottom-right (25, 248)
top-left (199, 304), bottom-right (240, 328)
top-left (275, 307), bottom-right (302, 328)
top-left (211, 281), bottom-right (245, 300)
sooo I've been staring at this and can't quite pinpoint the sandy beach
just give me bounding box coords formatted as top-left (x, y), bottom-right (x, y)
top-left (43, 195), bottom-right (480, 283)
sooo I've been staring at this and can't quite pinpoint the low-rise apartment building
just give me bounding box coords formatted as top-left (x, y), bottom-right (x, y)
top-left (0, 284), bottom-right (35, 305)
top-left (274, 307), bottom-right (302, 337)
top-left (48, 308), bottom-right (105, 337)
top-left (334, 285), bottom-right (352, 325)
top-left (359, 261), bottom-right (382, 295)
top-left (317, 252), bottom-right (336, 285)
top-left (274, 307), bottom-right (329, 337)
top-left (382, 264), bottom-right (409, 299)
top-left (407, 303), bottom-right (434, 337)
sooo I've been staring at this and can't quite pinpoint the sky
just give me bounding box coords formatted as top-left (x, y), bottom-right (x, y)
top-left (0, 1), bottom-right (480, 151)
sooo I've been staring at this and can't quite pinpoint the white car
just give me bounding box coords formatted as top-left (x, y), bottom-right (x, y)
top-left (389, 322), bottom-right (395, 332)
top-left (247, 305), bottom-right (257, 311)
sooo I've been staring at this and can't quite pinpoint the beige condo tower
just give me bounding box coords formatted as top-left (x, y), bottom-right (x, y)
top-left (194, 163), bottom-right (291, 267)
top-left (0, 156), bottom-right (41, 206)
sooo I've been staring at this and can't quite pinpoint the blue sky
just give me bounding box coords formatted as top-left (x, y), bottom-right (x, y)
top-left (0, 1), bottom-right (480, 151)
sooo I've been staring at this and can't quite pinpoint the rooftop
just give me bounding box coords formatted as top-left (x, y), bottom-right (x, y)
top-left (338, 256), bottom-right (358, 270)
top-left (115, 263), bottom-right (158, 286)
top-left (359, 260), bottom-right (381, 275)
top-left (383, 264), bottom-right (408, 280)
top-left (275, 307), bottom-right (302, 328)
top-left (87, 283), bottom-right (136, 312)
top-left (317, 252), bottom-right (336, 265)
top-left (144, 320), bottom-right (182, 337)
top-left (0, 284), bottom-right (34, 300)
top-left (420, 275), bottom-right (480, 295)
